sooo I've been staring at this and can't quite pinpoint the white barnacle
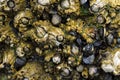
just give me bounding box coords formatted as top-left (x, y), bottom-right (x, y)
top-left (51, 14), bottom-right (61, 25)
top-left (36, 27), bottom-right (47, 38)
top-left (113, 51), bottom-right (120, 67)
top-left (16, 47), bottom-right (25, 57)
top-left (101, 64), bottom-right (114, 73)
top-left (80, 0), bottom-right (88, 5)
top-left (52, 55), bottom-right (61, 64)
top-left (61, 0), bottom-right (70, 9)
top-left (38, 0), bottom-right (50, 6)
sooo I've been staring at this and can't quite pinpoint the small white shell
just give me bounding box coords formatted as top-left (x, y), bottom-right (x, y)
top-left (16, 47), bottom-right (25, 57)
top-left (89, 67), bottom-right (98, 76)
top-left (61, 0), bottom-right (70, 9)
top-left (101, 64), bottom-right (114, 73)
top-left (61, 68), bottom-right (70, 77)
top-left (113, 51), bottom-right (120, 67)
top-left (91, 4), bottom-right (99, 12)
top-left (52, 55), bottom-right (61, 64)
top-left (97, 15), bottom-right (105, 24)
top-left (38, 0), bottom-right (50, 6)
top-left (51, 14), bottom-right (61, 25)
top-left (80, 0), bottom-right (87, 4)
top-left (76, 65), bottom-right (84, 72)
top-left (71, 44), bottom-right (79, 54)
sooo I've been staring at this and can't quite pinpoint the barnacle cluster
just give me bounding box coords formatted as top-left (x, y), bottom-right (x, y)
top-left (0, 0), bottom-right (120, 80)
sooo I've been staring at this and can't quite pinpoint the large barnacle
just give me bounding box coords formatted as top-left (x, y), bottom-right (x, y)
top-left (14, 9), bottom-right (34, 33)
top-left (101, 48), bottom-right (120, 75)
top-left (0, 0), bottom-right (26, 12)
top-left (58, 0), bottom-right (80, 15)
top-left (15, 41), bottom-right (32, 57)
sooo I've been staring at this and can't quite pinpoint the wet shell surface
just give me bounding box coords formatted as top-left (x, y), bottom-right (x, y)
top-left (0, 0), bottom-right (120, 80)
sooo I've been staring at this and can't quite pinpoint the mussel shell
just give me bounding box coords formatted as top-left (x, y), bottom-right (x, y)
top-left (83, 55), bottom-right (95, 64)
top-left (14, 57), bottom-right (27, 70)
top-left (83, 44), bottom-right (94, 56)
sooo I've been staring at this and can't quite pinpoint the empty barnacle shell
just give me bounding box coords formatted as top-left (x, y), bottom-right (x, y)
top-left (7, 0), bottom-right (15, 8)
top-left (60, 0), bottom-right (70, 9)
top-left (51, 14), bottom-right (62, 26)
top-left (38, 0), bottom-right (50, 6)
top-left (56, 35), bottom-right (64, 42)
top-left (76, 65), bottom-right (84, 72)
top-left (52, 54), bottom-right (61, 64)
top-left (60, 67), bottom-right (71, 77)
top-left (58, 0), bottom-right (80, 15)
top-left (80, 0), bottom-right (88, 5)
top-left (22, 77), bottom-right (29, 80)
top-left (16, 47), bottom-right (25, 57)
top-left (80, 0), bottom-right (90, 8)
top-left (90, 4), bottom-right (100, 13)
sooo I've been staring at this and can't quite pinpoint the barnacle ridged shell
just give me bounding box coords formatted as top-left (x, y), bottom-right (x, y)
top-left (14, 9), bottom-right (34, 32)
top-left (101, 48), bottom-right (120, 75)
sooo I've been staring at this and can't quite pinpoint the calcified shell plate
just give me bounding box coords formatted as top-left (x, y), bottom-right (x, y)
top-left (0, 0), bottom-right (120, 80)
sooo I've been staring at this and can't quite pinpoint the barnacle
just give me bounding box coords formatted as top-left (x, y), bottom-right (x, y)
top-left (0, 0), bottom-right (120, 80)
